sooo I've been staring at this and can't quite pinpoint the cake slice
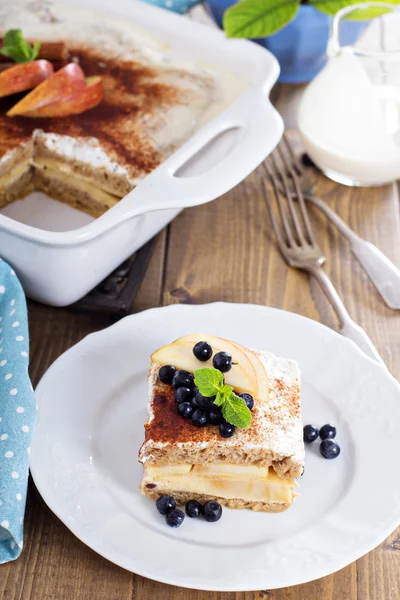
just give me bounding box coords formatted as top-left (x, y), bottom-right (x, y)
top-left (138, 336), bottom-right (304, 512)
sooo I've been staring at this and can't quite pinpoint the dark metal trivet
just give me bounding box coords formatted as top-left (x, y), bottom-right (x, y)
top-left (73, 236), bottom-right (157, 317)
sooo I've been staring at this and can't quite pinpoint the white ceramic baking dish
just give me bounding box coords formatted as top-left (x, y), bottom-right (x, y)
top-left (0, 0), bottom-right (283, 306)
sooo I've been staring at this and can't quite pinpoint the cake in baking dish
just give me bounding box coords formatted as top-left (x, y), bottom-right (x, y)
top-left (0, 0), bottom-right (244, 217)
top-left (138, 335), bottom-right (304, 512)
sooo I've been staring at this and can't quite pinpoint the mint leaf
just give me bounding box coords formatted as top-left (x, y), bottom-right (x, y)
top-left (221, 384), bottom-right (233, 396)
top-left (221, 393), bottom-right (252, 429)
top-left (31, 41), bottom-right (41, 60)
top-left (194, 368), bottom-right (224, 397)
top-left (214, 391), bottom-right (224, 407)
top-left (0, 29), bottom-right (41, 63)
top-left (194, 368), bottom-right (252, 429)
top-left (214, 384), bottom-right (233, 407)
top-left (224, 0), bottom-right (299, 39)
top-left (310, 0), bottom-right (399, 19)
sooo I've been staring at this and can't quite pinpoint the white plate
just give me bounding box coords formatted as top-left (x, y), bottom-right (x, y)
top-left (31, 303), bottom-right (400, 591)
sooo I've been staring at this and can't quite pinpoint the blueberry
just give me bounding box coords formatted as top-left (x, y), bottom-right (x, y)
top-left (219, 421), bottom-right (235, 438)
top-left (158, 365), bottom-right (176, 384)
top-left (175, 386), bottom-right (193, 403)
top-left (191, 394), bottom-right (201, 409)
top-left (166, 508), bottom-right (185, 528)
top-left (209, 407), bottom-right (223, 425)
top-left (156, 494), bottom-right (176, 515)
top-left (193, 392), bottom-right (215, 412)
top-left (172, 370), bottom-right (194, 389)
top-left (185, 499), bottom-right (202, 518)
top-left (239, 393), bottom-right (254, 410)
top-left (213, 351), bottom-right (233, 373)
top-left (203, 500), bottom-right (222, 522)
top-left (192, 408), bottom-right (209, 427)
top-left (320, 439), bottom-right (341, 459)
top-left (303, 424), bottom-right (319, 443)
top-left (178, 401), bottom-right (194, 418)
top-left (193, 341), bottom-right (212, 362)
top-left (319, 424), bottom-right (336, 440)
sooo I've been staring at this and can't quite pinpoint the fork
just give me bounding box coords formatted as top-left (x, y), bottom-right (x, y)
top-left (263, 136), bottom-right (385, 366)
top-left (285, 142), bottom-right (400, 310)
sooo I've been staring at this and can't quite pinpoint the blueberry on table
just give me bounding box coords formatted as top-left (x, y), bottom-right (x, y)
top-left (219, 421), bottom-right (235, 438)
top-left (319, 424), bottom-right (337, 440)
top-left (175, 386), bottom-right (193, 403)
top-left (158, 365), bottom-right (176, 384)
top-left (156, 494), bottom-right (176, 515)
top-left (194, 393), bottom-right (215, 412)
top-left (166, 508), bottom-right (185, 528)
top-left (193, 341), bottom-right (213, 362)
top-left (209, 408), bottom-right (223, 425)
top-left (172, 370), bottom-right (194, 389)
top-left (203, 500), bottom-right (222, 522)
top-left (320, 439), bottom-right (341, 459)
top-left (185, 500), bottom-right (202, 518)
top-left (213, 351), bottom-right (233, 373)
top-left (192, 408), bottom-right (209, 427)
top-left (239, 393), bottom-right (254, 410)
top-left (303, 424), bottom-right (319, 443)
top-left (178, 401), bottom-right (194, 419)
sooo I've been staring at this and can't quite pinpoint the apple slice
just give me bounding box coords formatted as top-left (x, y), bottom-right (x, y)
top-left (0, 60), bottom-right (54, 99)
top-left (152, 337), bottom-right (257, 396)
top-left (227, 339), bottom-right (269, 403)
top-left (175, 333), bottom-right (263, 398)
top-left (192, 462), bottom-right (269, 479)
top-left (179, 334), bottom-right (269, 402)
top-left (146, 464), bottom-right (192, 478)
top-left (15, 76), bottom-right (104, 117)
top-left (7, 62), bottom-right (86, 117)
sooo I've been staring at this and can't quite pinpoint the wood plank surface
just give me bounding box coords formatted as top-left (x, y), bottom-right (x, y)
top-left (1, 84), bottom-right (399, 600)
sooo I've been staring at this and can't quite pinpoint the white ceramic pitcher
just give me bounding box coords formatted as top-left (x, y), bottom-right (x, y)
top-left (298, 3), bottom-right (400, 187)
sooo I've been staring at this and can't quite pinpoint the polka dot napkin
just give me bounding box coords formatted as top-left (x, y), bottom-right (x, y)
top-left (0, 259), bottom-right (35, 564)
top-left (141, 0), bottom-right (202, 14)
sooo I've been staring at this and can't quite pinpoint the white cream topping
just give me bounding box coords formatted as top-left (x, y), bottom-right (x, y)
top-left (34, 131), bottom-right (138, 182)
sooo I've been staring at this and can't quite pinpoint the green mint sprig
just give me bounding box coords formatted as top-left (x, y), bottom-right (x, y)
top-left (194, 367), bottom-right (252, 430)
top-left (0, 30), bottom-right (41, 63)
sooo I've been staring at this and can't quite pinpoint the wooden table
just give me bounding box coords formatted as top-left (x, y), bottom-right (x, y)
top-left (1, 84), bottom-right (399, 600)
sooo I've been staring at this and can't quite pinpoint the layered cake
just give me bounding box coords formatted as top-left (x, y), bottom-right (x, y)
top-left (138, 335), bottom-right (304, 512)
top-left (0, 1), bottom-right (244, 217)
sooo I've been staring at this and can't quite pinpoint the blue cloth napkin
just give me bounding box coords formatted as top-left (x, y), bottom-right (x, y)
top-left (0, 259), bottom-right (36, 564)
top-left (142, 0), bottom-right (202, 14)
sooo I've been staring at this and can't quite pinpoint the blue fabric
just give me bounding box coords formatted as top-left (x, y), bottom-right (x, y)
top-left (0, 259), bottom-right (35, 564)
top-left (141, 0), bottom-right (202, 14)
top-left (207, 2), bottom-right (367, 83)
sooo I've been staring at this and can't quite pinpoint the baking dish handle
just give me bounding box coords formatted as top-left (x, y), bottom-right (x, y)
top-left (103, 86), bottom-right (283, 225)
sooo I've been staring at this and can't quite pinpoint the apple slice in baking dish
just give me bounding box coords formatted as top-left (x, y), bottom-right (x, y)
top-left (0, 60), bottom-right (54, 99)
top-left (6, 63), bottom-right (103, 117)
top-left (14, 76), bottom-right (104, 117)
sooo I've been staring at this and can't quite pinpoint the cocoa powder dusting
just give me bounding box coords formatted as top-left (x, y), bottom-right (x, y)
top-left (0, 46), bottom-right (181, 172)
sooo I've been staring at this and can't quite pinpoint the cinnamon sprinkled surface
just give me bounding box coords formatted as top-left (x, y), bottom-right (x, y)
top-left (0, 45), bottom-right (184, 174)
top-left (139, 351), bottom-right (304, 468)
